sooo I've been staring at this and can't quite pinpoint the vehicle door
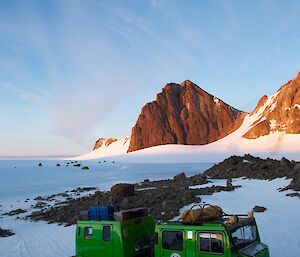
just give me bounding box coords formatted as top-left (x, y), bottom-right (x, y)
top-left (80, 226), bottom-right (98, 257)
top-left (196, 231), bottom-right (228, 257)
top-left (161, 229), bottom-right (186, 257)
top-left (100, 225), bottom-right (113, 257)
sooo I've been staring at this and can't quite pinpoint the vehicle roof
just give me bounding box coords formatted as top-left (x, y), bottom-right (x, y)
top-left (156, 217), bottom-right (255, 232)
top-left (77, 215), bottom-right (152, 226)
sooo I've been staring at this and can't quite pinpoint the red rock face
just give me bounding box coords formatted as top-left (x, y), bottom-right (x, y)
top-left (243, 72), bottom-right (300, 139)
top-left (93, 138), bottom-right (118, 150)
top-left (128, 80), bottom-right (244, 152)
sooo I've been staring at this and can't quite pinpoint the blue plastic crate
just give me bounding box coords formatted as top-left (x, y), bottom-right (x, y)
top-left (88, 206), bottom-right (114, 221)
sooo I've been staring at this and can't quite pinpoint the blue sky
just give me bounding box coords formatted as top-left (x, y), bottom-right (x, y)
top-left (0, 0), bottom-right (300, 156)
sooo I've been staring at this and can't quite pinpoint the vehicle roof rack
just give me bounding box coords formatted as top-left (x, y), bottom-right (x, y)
top-left (177, 203), bottom-right (253, 225)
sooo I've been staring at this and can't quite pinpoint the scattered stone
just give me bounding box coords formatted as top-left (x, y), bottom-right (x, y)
top-left (56, 164), bottom-right (61, 167)
top-left (27, 174), bottom-right (239, 225)
top-left (38, 163), bottom-right (43, 167)
top-left (0, 227), bottom-right (15, 237)
top-left (226, 179), bottom-right (234, 190)
top-left (253, 206), bottom-right (267, 212)
top-left (144, 179), bottom-right (150, 183)
top-left (174, 172), bottom-right (186, 181)
top-left (82, 166), bottom-right (89, 170)
top-left (34, 202), bottom-right (48, 209)
top-left (4, 208), bottom-right (27, 216)
top-left (73, 164), bottom-right (81, 167)
top-left (286, 192), bottom-right (300, 197)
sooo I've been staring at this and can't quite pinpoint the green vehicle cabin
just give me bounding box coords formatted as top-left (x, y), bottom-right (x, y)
top-left (154, 215), bottom-right (269, 257)
top-left (76, 214), bottom-right (155, 257)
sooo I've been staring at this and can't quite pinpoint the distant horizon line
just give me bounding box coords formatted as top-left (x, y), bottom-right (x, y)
top-left (0, 154), bottom-right (78, 160)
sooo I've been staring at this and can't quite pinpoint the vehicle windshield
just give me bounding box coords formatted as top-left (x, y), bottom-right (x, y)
top-left (231, 224), bottom-right (257, 249)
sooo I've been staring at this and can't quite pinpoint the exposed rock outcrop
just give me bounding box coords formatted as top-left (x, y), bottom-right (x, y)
top-left (243, 72), bottom-right (300, 139)
top-left (93, 138), bottom-right (118, 150)
top-left (203, 154), bottom-right (300, 192)
top-left (28, 173), bottom-right (237, 224)
top-left (128, 80), bottom-right (244, 152)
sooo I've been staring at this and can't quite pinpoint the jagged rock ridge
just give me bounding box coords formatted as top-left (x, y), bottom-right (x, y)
top-left (243, 72), bottom-right (300, 139)
top-left (93, 138), bottom-right (118, 150)
top-left (128, 80), bottom-right (245, 152)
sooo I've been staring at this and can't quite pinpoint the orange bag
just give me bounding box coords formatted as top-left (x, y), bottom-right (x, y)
top-left (181, 206), bottom-right (223, 223)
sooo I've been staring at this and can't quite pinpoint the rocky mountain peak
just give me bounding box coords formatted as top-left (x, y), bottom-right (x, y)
top-left (128, 80), bottom-right (244, 152)
top-left (243, 72), bottom-right (300, 139)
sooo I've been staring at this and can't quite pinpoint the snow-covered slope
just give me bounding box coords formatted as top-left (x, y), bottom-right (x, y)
top-left (71, 119), bottom-right (300, 163)
top-left (71, 90), bottom-right (300, 162)
top-left (70, 137), bottom-right (130, 160)
top-left (71, 73), bottom-right (300, 162)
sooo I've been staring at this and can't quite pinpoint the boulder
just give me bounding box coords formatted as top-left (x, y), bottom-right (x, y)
top-left (111, 183), bottom-right (134, 198)
top-left (0, 227), bottom-right (15, 237)
top-left (253, 206), bottom-right (267, 212)
top-left (226, 179), bottom-right (233, 190)
top-left (286, 193), bottom-right (300, 197)
top-left (173, 172), bottom-right (186, 181)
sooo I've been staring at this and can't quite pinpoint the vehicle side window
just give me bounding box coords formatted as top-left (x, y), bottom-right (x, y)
top-left (103, 226), bottom-right (111, 241)
top-left (162, 230), bottom-right (183, 251)
top-left (199, 233), bottom-right (223, 254)
top-left (84, 227), bottom-right (92, 240)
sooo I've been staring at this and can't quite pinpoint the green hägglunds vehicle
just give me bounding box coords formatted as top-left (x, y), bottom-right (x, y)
top-left (76, 208), bottom-right (155, 257)
top-left (75, 205), bottom-right (270, 257)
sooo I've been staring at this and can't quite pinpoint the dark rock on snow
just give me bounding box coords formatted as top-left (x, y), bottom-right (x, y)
top-left (204, 154), bottom-right (300, 192)
top-left (0, 227), bottom-right (15, 237)
top-left (173, 172), bottom-right (186, 181)
top-left (253, 206), bottom-right (267, 213)
top-left (4, 208), bottom-right (27, 216)
top-left (28, 174), bottom-right (238, 225)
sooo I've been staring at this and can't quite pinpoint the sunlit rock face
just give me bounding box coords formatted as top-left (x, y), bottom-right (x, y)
top-left (243, 72), bottom-right (300, 139)
top-left (128, 80), bottom-right (244, 152)
top-left (93, 138), bottom-right (118, 150)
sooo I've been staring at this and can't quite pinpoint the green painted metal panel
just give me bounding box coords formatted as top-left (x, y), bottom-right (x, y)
top-left (76, 216), bottom-right (155, 257)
